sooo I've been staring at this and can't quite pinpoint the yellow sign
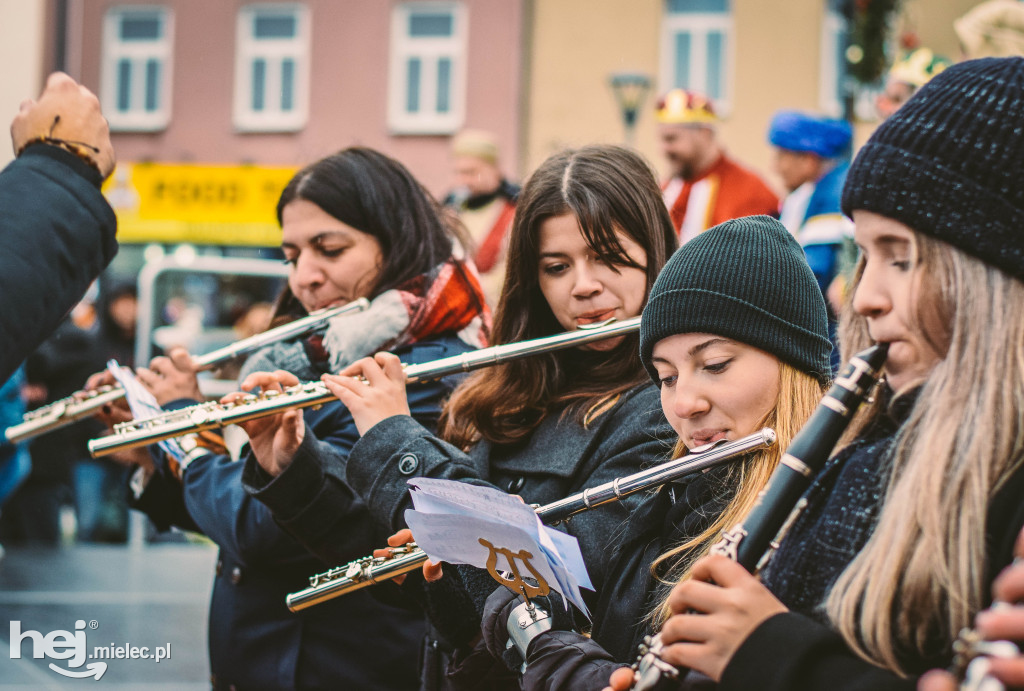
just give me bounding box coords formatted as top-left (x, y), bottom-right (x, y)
top-left (102, 162), bottom-right (298, 245)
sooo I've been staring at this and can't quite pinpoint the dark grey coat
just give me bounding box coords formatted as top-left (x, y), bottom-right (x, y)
top-left (246, 381), bottom-right (673, 691)
top-left (342, 383), bottom-right (674, 690)
top-left (345, 382), bottom-right (675, 596)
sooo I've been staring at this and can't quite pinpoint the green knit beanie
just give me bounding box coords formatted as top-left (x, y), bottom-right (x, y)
top-left (640, 215), bottom-right (832, 384)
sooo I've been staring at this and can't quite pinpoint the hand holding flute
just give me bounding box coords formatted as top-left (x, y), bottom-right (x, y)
top-left (136, 347), bottom-right (205, 404)
top-left (321, 352), bottom-right (412, 436)
top-left (88, 317), bottom-right (643, 458)
top-left (82, 346), bottom-right (208, 424)
top-left (229, 369), bottom-right (306, 477)
top-left (6, 300), bottom-right (370, 444)
top-left (237, 351), bottom-right (412, 478)
top-left (371, 529), bottom-right (444, 585)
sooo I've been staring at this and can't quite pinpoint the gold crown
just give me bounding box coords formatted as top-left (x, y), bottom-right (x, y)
top-left (889, 48), bottom-right (951, 88)
top-left (655, 89), bottom-right (718, 125)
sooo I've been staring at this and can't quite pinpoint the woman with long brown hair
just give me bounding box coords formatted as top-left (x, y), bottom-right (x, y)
top-left (241, 144), bottom-right (678, 688)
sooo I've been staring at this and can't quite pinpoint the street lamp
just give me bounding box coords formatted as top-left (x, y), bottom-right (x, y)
top-left (609, 72), bottom-right (652, 147)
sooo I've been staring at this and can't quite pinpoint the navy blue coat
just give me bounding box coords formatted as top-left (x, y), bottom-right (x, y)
top-left (133, 334), bottom-right (473, 690)
top-left (0, 145), bottom-right (117, 382)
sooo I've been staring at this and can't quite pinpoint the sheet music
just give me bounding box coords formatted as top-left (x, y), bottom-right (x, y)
top-left (404, 477), bottom-right (593, 616)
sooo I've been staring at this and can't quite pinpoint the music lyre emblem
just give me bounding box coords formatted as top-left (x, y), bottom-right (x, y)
top-left (479, 538), bottom-right (550, 599)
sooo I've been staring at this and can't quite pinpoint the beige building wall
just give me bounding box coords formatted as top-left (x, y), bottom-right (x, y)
top-left (722, 0), bottom-right (823, 195)
top-left (522, 0), bottom-right (662, 176)
top-left (900, 0), bottom-right (985, 60)
top-left (0, 0), bottom-right (48, 168)
top-left (522, 0), bottom-right (990, 195)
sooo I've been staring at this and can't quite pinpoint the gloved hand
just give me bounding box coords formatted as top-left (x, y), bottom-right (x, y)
top-left (481, 586), bottom-right (524, 671)
top-left (481, 584), bottom-right (581, 672)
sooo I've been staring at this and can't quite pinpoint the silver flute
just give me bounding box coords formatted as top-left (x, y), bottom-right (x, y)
top-left (87, 316), bottom-right (642, 458)
top-left (5, 298), bottom-right (370, 444)
top-left (286, 428), bottom-right (777, 612)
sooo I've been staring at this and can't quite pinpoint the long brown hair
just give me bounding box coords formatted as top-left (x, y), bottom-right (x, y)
top-left (440, 145), bottom-right (677, 448)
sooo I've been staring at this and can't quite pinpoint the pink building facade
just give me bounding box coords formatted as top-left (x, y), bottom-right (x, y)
top-left (60, 0), bottom-right (524, 198)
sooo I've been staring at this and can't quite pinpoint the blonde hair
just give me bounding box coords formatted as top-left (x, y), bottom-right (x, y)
top-left (651, 361), bottom-right (825, 625)
top-left (827, 233), bottom-right (1024, 674)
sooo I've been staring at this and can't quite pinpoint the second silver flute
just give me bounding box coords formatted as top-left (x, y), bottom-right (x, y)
top-left (5, 298), bottom-right (370, 444)
top-left (88, 317), bottom-right (642, 458)
top-left (286, 428), bottom-right (777, 611)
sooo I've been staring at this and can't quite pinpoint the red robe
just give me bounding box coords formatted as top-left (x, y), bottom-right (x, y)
top-left (664, 154), bottom-right (779, 243)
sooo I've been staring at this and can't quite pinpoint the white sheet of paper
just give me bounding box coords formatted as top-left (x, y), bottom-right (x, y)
top-left (406, 477), bottom-right (537, 524)
top-left (108, 360), bottom-right (185, 462)
top-left (404, 512), bottom-right (565, 590)
top-left (542, 526), bottom-right (594, 591)
top-left (404, 477), bottom-right (593, 616)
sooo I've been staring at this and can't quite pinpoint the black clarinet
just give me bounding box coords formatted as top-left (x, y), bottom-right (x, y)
top-left (629, 342), bottom-right (889, 691)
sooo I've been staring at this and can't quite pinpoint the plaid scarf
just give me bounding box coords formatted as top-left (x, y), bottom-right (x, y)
top-left (241, 259), bottom-right (491, 381)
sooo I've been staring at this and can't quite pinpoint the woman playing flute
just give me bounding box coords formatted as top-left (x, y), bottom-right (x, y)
top-left (95, 147), bottom-right (490, 690)
top-left (447, 214), bottom-right (830, 689)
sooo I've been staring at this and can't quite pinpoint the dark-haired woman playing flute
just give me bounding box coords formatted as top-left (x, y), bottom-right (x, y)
top-left (95, 147), bottom-right (490, 690)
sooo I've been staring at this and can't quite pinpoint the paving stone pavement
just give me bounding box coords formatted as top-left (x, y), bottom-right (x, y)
top-left (0, 544), bottom-right (216, 689)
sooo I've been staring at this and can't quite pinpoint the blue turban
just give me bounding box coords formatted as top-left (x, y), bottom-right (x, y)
top-left (768, 111), bottom-right (852, 158)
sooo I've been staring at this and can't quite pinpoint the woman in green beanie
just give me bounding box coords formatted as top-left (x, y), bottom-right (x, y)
top-left (472, 213), bottom-right (832, 689)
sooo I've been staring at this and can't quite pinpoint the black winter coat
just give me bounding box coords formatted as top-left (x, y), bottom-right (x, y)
top-left (0, 146), bottom-right (117, 382)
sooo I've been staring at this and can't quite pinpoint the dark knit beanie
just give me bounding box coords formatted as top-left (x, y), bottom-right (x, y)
top-left (640, 215), bottom-right (832, 384)
top-left (842, 57), bottom-right (1024, 280)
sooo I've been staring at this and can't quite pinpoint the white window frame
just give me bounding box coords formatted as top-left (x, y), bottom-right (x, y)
top-left (233, 4), bottom-right (310, 132)
top-left (819, 4), bottom-right (882, 121)
top-left (819, 6), bottom-right (845, 117)
top-left (660, 4), bottom-right (733, 116)
top-left (388, 2), bottom-right (467, 135)
top-left (101, 6), bottom-right (173, 132)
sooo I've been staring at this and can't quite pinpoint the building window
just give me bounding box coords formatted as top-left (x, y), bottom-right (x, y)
top-left (102, 6), bottom-right (173, 131)
top-left (661, 0), bottom-right (732, 114)
top-left (234, 4), bottom-right (310, 132)
top-left (388, 2), bottom-right (467, 134)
